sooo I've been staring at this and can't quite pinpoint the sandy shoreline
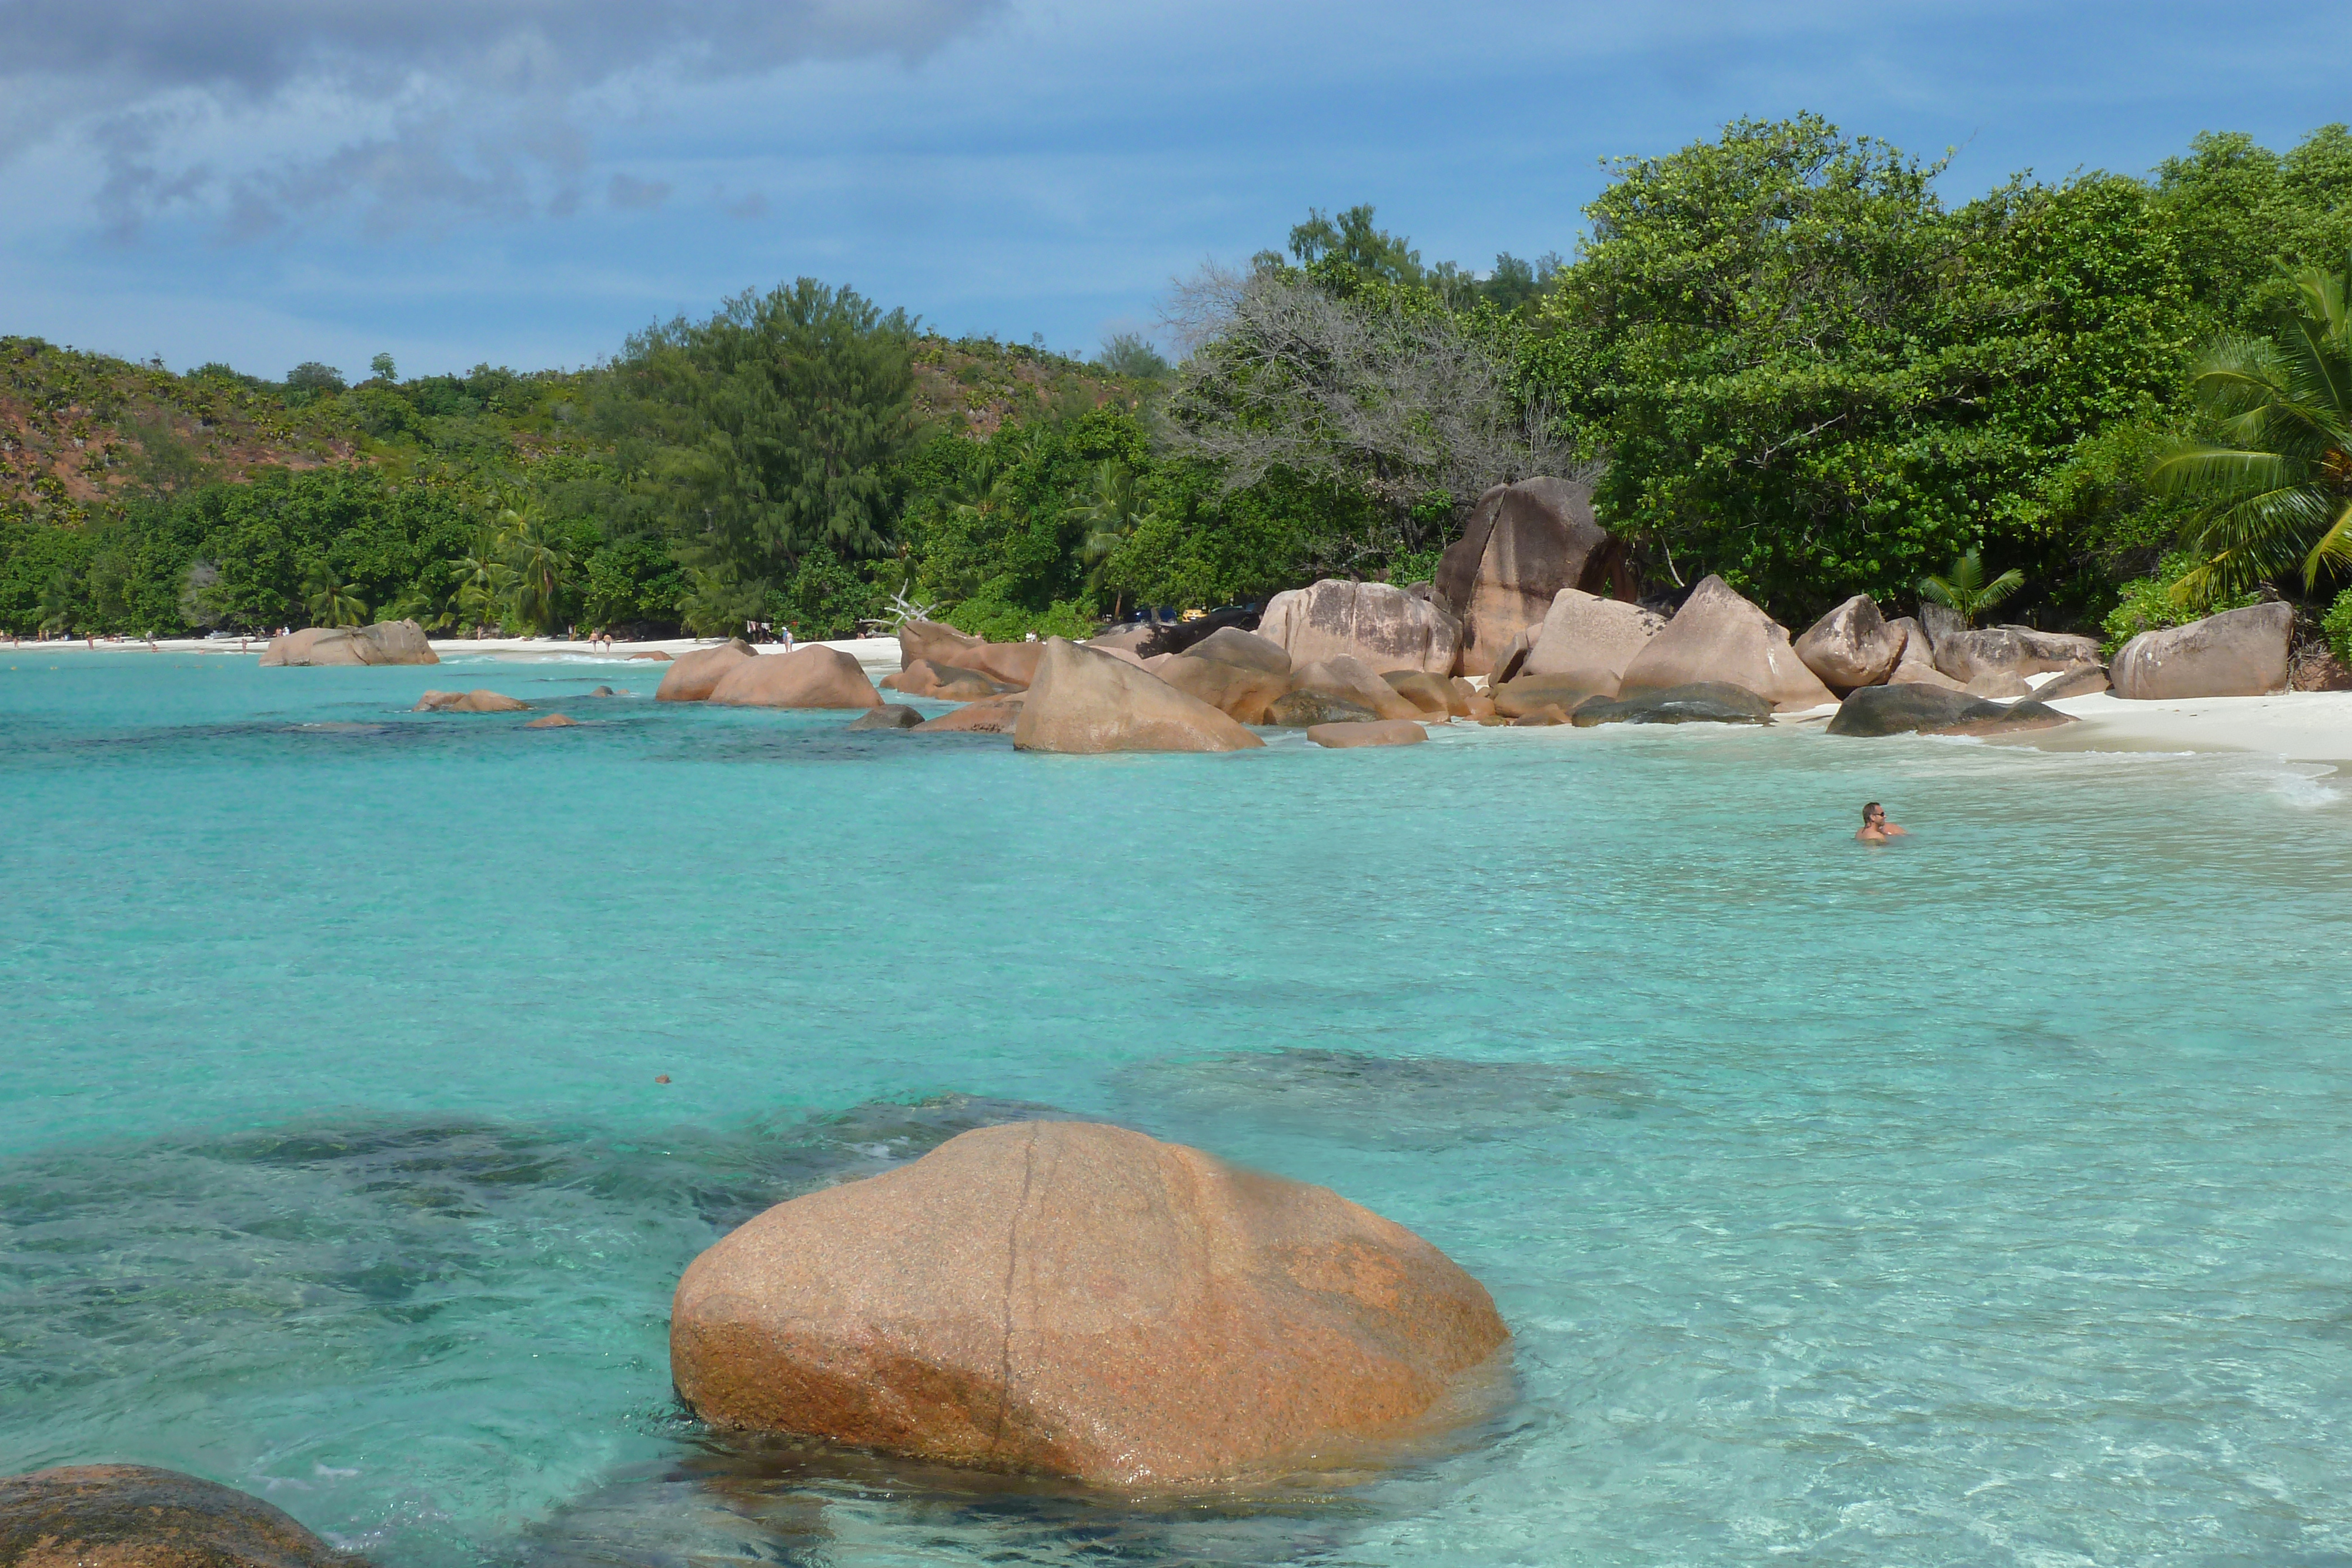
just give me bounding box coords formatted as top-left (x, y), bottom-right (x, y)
top-left (14, 634), bottom-right (2352, 765)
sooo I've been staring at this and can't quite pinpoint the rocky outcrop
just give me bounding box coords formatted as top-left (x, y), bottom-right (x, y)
top-left (848, 704), bottom-right (927, 731)
top-left (1793, 595), bottom-right (1902, 693)
top-left (2030, 664), bottom-right (2110, 700)
top-left (1382, 670), bottom-right (1459, 716)
top-left (656, 639), bottom-right (758, 702)
top-left (1308, 719), bottom-right (1429, 748)
top-left (1882, 617), bottom-right (1965, 690)
top-left (1013, 640), bottom-right (1264, 753)
top-left (629, 650), bottom-right (673, 661)
top-left (1291, 656), bottom-right (1424, 721)
top-left (1519, 589), bottom-right (1667, 693)
top-left (913, 697), bottom-right (1024, 734)
top-left (1617, 576), bottom-right (1838, 712)
top-left (1826, 683), bottom-right (2077, 737)
top-left (2111, 603), bottom-right (2294, 699)
top-left (1263, 690), bottom-right (1379, 727)
top-left (413, 689), bottom-right (528, 713)
top-left (669, 1121), bottom-right (1508, 1487)
top-left (708, 647), bottom-right (884, 710)
top-left (1157, 655), bottom-right (1291, 724)
top-left (259, 620), bottom-right (438, 667)
top-left (882, 661), bottom-right (1006, 701)
top-left (1491, 674), bottom-right (1609, 720)
top-left (1184, 627), bottom-right (1292, 675)
top-left (1433, 477), bottom-right (1627, 676)
top-left (1569, 683), bottom-right (1773, 727)
top-left (897, 621), bottom-right (1043, 688)
top-left (1258, 581), bottom-right (1461, 676)
top-left (1932, 626), bottom-right (2101, 685)
top-left (0, 1465), bottom-right (369, 1568)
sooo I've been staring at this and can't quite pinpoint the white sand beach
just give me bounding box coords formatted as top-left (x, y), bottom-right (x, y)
top-left (9, 632), bottom-right (908, 678)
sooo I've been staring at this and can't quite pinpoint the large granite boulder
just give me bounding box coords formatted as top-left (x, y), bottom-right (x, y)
top-left (1616, 576), bottom-right (1838, 711)
top-left (1932, 626), bottom-right (2102, 684)
top-left (1157, 655), bottom-right (1291, 724)
top-left (1569, 682), bottom-right (1773, 727)
top-left (881, 661), bottom-right (1006, 701)
top-left (259, 620), bottom-right (438, 667)
top-left (656, 639), bottom-right (759, 702)
top-left (1263, 690), bottom-right (1379, 727)
top-left (1013, 640), bottom-right (1264, 753)
top-left (1826, 683), bottom-right (2078, 737)
top-left (1258, 581), bottom-right (1461, 676)
top-left (1518, 589), bottom-right (1667, 693)
top-left (1308, 719), bottom-right (1428, 748)
top-left (669, 1121), bottom-right (1508, 1487)
top-left (897, 621), bottom-right (1043, 688)
top-left (413, 688), bottom-right (527, 713)
top-left (1793, 595), bottom-right (1902, 693)
top-left (1290, 656), bottom-right (1424, 721)
top-left (1432, 477), bottom-right (1626, 676)
top-left (2031, 663), bottom-right (2110, 700)
top-left (1185, 627), bottom-right (1292, 676)
top-left (708, 646), bottom-right (884, 710)
top-left (0, 1465), bottom-right (368, 1568)
top-left (1382, 670), bottom-right (1458, 716)
top-left (1882, 618), bottom-right (1967, 691)
top-left (2111, 603), bottom-right (2294, 699)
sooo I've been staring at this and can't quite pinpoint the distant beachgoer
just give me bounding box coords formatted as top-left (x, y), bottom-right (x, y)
top-left (781, 626), bottom-right (795, 652)
top-left (1856, 801), bottom-right (1907, 843)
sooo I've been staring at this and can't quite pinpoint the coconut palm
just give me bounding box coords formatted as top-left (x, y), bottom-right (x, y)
top-left (302, 563), bottom-right (368, 628)
top-left (35, 571), bottom-right (75, 637)
top-left (496, 499), bottom-right (574, 636)
top-left (455, 530), bottom-right (516, 637)
top-left (1071, 460), bottom-right (1158, 617)
top-left (1918, 549), bottom-right (2023, 628)
top-left (2150, 263), bottom-right (2352, 605)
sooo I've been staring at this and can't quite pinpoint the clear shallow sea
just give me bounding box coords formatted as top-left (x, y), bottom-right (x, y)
top-left (4, 651), bottom-right (2351, 1568)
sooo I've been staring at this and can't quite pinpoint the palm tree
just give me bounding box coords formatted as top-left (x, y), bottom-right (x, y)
top-left (303, 563), bottom-right (368, 628)
top-left (455, 529), bottom-right (516, 637)
top-left (1918, 549), bottom-right (2023, 628)
top-left (1071, 460), bottom-right (1157, 617)
top-left (36, 571), bottom-right (75, 637)
top-left (496, 499), bottom-right (574, 636)
top-left (2149, 263), bottom-right (2352, 606)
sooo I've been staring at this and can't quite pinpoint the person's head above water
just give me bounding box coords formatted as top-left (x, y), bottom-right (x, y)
top-left (1863, 801), bottom-right (1883, 826)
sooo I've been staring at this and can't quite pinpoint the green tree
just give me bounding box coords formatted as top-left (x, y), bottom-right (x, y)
top-left (36, 570), bottom-right (78, 636)
top-left (1917, 550), bottom-right (2024, 627)
top-left (455, 530), bottom-right (516, 636)
top-left (2150, 263), bottom-right (2352, 604)
top-left (496, 497), bottom-right (574, 634)
top-left (302, 561), bottom-right (368, 627)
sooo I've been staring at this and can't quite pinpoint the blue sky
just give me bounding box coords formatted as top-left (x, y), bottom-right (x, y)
top-left (2, 0), bottom-right (2346, 381)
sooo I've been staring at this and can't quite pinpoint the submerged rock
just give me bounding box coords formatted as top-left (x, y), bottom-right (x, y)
top-left (259, 620), bottom-right (438, 668)
top-left (589, 685), bottom-right (618, 697)
top-left (668, 1121), bottom-right (1508, 1487)
top-left (523, 713), bottom-right (577, 728)
top-left (912, 696), bottom-right (1024, 734)
top-left (1569, 682), bottom-right (1773, 727)
top-left (707, 647), bottom-right (883, 710)
top-left (413, 688), bottom-right (528, 713)
top-left (847, 703), bottom-right (926, 731)
top-left (0, 1465), bottom-right (368, 1568)
top-left (656, 640), bottom-right (758, 702)
top-left (1618, 577), bottom-right (1837, 712)
top-left (1307, 718), bottom-right (1429, 748)
top-left (1014, 640), bottom-right (1263, 753)
top-left (2111, 602), bottom-right (2293, 700)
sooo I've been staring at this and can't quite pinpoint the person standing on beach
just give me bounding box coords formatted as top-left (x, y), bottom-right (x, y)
top-left (1856, 802), bottom-right (1907, 843)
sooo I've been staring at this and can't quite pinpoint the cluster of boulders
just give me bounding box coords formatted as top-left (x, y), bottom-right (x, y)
top-left (259, 620), bottom-right (437, 667)
top-left (654, 638), bottom-right (886, 709)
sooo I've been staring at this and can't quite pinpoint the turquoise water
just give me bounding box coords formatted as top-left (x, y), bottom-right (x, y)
top-left (5, 651), bottom-right (2351, 1567)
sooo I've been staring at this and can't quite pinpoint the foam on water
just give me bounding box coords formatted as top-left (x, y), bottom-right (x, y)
top-left (5, 655), bottom-right (2352, 1567)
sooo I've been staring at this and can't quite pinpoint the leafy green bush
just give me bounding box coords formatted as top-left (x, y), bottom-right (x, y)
top-left (2102, 552), bottom-right (2259, 654)
top-left (2323, 587), bottom-right (2352, 666)
top-left (942, 589), bottom-right (1093, 642)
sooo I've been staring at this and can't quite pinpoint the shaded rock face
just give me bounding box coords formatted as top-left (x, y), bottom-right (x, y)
top-left (657, 640), bottom-right (759, 702)
top-left (413, 688), bottom-right (527, 713)
top-left (668, 1121), bottom-right (1509, 1488)
top-left (1520, 589), bottom-right (1667, 693)
top-left (847, 704), bottom-right (926, 731)
top-left (1489, 623), bottom-right (1539, 685)
top-left (2031, 664), bottom-right (2110, 700)
top-left (1917, 601), bottom-right (1966, 651)
top-left (1382, 670), bottom-right (1458, 716)
top-left (259, 620), bottom-right (439, 668)
top-left (1825, 683), bottom-right (2079, 737)
top-left (1491, 674), bottom-right (1607, 720)
top-left (1964, 671), bottom-right (2035, 699)
top-left (1257, 581), bottom-right (1461, 676)
top-left (0, 1465), bottom-right (367, 1568)
top-left (1617, 576), bottom-right (1838, 712)
top-left (1433, 478), bottom-right (1626, 676)
top-left (882, 661), bottom-right (1005, 701)
top-left (1184, 627), bottom-right (1291, 676)
top-left (1883, 619), bottom-right (1967, 692)
top-left (1931, 626), bottom-right (2101, 684)
top-left (1569, 682), bottom-right (1773, 727)
top-left (1157, 656), bottom-right (1291, 725)
top-left (707, 647), bottom-right (884, 710)
top-left (1307, 718), bottom-right (1428, 748)
top-left (2112, 603), bottom-right (2294, 700)
top-left (1793, 596), bottom-right (1901, 693)
top-left (913, 696), bottom-right (1024, 734)
top-left (1013, 640), bottom-right (1264, 754)
top-left (1290, 656), bottom-right (1423, 721)
top-left (1263, 690), bottom-right (1378, 727)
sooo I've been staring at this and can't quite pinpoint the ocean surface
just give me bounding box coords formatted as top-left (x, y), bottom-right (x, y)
top-left (4, 650), bottom-right (2350, 1568)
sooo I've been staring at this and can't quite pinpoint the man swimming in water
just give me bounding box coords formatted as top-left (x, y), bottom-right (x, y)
top-left (1856, 801), bottom-right (1907, 843)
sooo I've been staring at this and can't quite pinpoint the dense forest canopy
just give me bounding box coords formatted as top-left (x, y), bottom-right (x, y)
top-left (8, 114), bottom-right (2352, 652)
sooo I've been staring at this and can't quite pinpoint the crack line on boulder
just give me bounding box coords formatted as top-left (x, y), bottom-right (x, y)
top-left (990, 1127), bottom-right (1037, 1457)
